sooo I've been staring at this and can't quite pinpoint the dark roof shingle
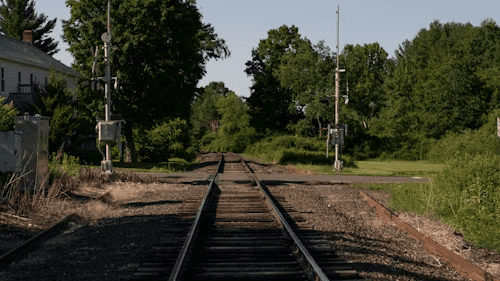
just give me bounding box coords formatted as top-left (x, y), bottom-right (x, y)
top-left (0, 33), bottom-right (80, 77)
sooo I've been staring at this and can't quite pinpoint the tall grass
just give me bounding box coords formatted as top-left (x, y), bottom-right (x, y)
top-left (429, 152), bottom-right (500, 252)
top-left (354, 152), bottom-right (500, 253)
top-left (0, 151), bottom-right (81, 215)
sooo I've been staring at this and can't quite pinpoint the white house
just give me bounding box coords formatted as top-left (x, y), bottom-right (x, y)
top-left (0, 30), bottom-right (80, 112)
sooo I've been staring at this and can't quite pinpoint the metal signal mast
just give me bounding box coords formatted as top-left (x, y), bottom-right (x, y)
top-left (327, 5), bottom-right (347, 171)
top-left (91, 0), bottom-right (121, 175)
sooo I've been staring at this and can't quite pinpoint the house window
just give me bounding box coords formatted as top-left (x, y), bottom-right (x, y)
top-left (30, 74), bottom-right (33, 85)
top-left (18, 71), bottom-right (21, 83)
top-left (1, 67), bottom-right (4, 92)
top-left (45, 77), bottom-right (48, 85)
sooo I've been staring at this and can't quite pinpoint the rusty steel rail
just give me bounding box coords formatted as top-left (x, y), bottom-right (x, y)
top-left (167, 155), bottom-right (223, 281)
top-left (0, 213), bottom-right (80, 268)
top-left (360, 191), bottom-right (500, 281)
top-left (230, 152), bottom-right (330, 281)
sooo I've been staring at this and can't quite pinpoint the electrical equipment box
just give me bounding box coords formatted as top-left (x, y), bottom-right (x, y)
top-left (12, 113), bottom-right (50, 190)
top-left (98, 121), bottom-right (120, 143)
top-left (328, 124), bottom-right (347, 146)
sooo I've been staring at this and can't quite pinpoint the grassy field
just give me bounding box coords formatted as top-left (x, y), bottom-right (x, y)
top-left (292, 159), bottom-right (444, 179)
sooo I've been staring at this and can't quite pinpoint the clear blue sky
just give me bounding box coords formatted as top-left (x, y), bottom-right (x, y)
top-left (39, 0), bottom-right (499, 97)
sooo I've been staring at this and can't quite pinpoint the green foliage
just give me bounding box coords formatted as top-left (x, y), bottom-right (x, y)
top-left (203, 92), bottom-right (255, 152)
top-left (49, 152), bottom-right (81, 178)
top-left (244, 24), bottom-right (302, 133)
top-left (372, 20), bottom-right (500, 159)
top-left (427, 109), bottom-right (500, 163)
top-left (244, 135), bottom-right (357, 168)
top-left (30, 70), bottom-right (80, 153)
top-left (0, 0), bottom-right (59, 55)
top-left (430, 152), bottom-right (500, 252)
top-left (190, 81), bottom-right (228, 143)
top-left (135, 118), bottom-right (191, 162)
top-left (63, 0), bottom-right (230, 162)
top-left (0, 97), bottom-right (17, 131)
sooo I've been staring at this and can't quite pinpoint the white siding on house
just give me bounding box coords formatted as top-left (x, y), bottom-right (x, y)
top-left (0, 59), bottom-right (77, 99)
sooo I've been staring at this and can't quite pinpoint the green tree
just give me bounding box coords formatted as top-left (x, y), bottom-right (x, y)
top-left (274, 38), bottom-right (335, 137)
top-left (30, 69), bottom-right (79, 153)
top-left (275, 38), bottom-right (391, 157)
top-left (62, 0), bottom-right (230, 162)
top-left (135, 117), bottom-right (189, 162)
top-left (371, 20), bottom-right (499, 160)
top-left (0, 97), bottom-right (17, 131)
top-left (206, 92), bottom-right (255, 152)
top-left (244, 25), bottom-right (303, 133)
top-left (190, 81), bottom-right (229, 141)
top-left (0, 0), bottom-right (59, 55)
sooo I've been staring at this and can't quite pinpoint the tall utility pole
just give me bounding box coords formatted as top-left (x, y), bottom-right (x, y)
top-left (334, 5), bottom-right (345, 171)
top-left (104, 0), bottom-right (112, 173)
top-left (93, 0), bottom-right (120, 175)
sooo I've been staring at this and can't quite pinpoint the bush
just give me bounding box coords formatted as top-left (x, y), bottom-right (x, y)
top-left (202, 92), bottom-right (256, 153)
top-left (135, 118), bottom-right (190, 161)
top-left (49, 152), bottom-right (81, 178)
top-left (0, 97), bottom-right (17, 131)
top-left (427, 110), bottom-right (500, 163)
top-left (430, 152), bottom-right (500, 252)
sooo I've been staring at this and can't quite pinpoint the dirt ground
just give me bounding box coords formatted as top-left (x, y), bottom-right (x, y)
top-left (0, 153), bottom-right (498, 280)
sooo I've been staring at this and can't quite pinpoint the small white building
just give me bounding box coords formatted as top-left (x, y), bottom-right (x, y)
top-left (0, 30), bottom-right (80, 112)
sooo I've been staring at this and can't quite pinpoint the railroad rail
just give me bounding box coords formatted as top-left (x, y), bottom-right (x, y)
top-left (134, 152), bottom-right (362, 280)
top-left (0, 214), bottom-right (80, 268)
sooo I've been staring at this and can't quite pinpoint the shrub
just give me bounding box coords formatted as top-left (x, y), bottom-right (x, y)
top-left (430, 152), bottom-right (500, 252)
top-left (427, 110), bottom-right (500, 163)
top-left (135, 118), bottom-right (190, 161)
top-left (0, 97), bottom-right (17, 131)
top-left (203, 92), bottom-right (256, 152)
top-left (49, 151), bottom-right (81, 178)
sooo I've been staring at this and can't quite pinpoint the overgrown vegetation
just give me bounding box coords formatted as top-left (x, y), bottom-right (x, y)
top-left (426, 109), bottom-right (500, 163)
top-left (352, 151), bottom-right (500, 253)
top-left (244, 135), bottom-right (357, 168)
top-left (203, 92), bottom-right (256, 152)
top-left (134, 117), bottom-right (195, 162)
top-left (0, 96), bottom-right (18, 131)
top-left (30, 69), bottom-right (80, 154)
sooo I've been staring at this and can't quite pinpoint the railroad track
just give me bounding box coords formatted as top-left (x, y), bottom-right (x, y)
top-left (133, 152), bottom-right (362, 280)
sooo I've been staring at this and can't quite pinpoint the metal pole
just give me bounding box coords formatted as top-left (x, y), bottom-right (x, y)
top-left (104, 0), bottom-right (112, 173)
top-left (334, 5), bottom-right (341, 171)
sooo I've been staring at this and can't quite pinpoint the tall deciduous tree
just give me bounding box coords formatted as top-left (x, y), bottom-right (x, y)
top-left (0, 0), bottom-right (59, 55)
top-left (244, 25), bottom-right (303, 133)
top-left (207, 92), bottom-right (255, 152)
top-left (371, 19), bottom-right (500, 160)
top-left (62, 0), bottom-right (230, 162)
top-left (191, 81), bottom-right (229, 141)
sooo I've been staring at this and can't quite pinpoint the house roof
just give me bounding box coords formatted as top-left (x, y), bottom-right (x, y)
top-left (0, 33), bottom-right (80, 78)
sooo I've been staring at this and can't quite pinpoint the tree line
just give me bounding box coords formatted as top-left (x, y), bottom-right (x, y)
top-left (235, 19), bottom-right (500, 160)
top-left (2, 0), bottom-right (499, 163)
